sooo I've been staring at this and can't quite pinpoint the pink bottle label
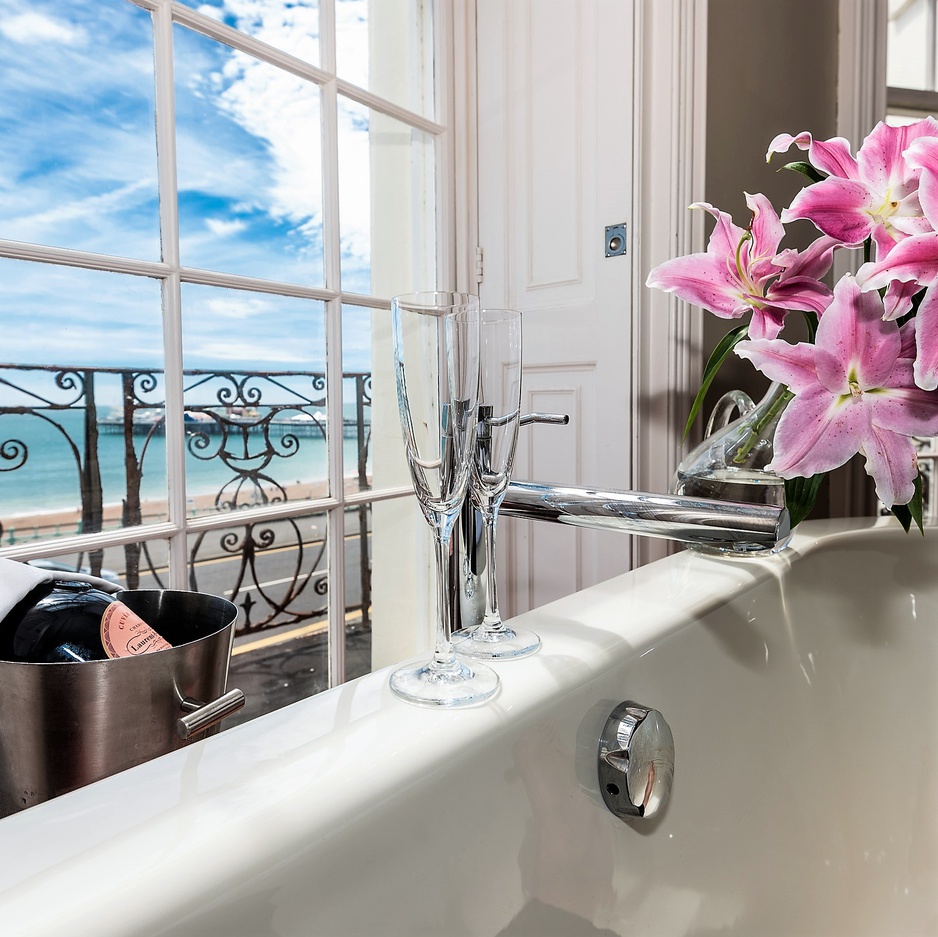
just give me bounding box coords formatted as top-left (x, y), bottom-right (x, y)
top-left (100, 601), bottom-right (172, 658)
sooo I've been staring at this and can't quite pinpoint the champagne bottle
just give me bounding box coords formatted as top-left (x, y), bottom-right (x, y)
top-left (0, 580), bottom-right (171, 663)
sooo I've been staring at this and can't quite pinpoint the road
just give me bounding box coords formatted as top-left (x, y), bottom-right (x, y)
top-left (69, 513), bottom-right (370, 636)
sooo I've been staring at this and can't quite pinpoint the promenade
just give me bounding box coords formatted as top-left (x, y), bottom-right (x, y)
top-left (2, 478), bottom-right (375, 723)
top-left (2, 479), bottom-right (332, 546)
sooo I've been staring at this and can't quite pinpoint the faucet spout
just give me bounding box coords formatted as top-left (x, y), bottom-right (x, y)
top-left (452, 479), bottom-right (791, 632)
top-left (499, 481), bottom-right (790, 549)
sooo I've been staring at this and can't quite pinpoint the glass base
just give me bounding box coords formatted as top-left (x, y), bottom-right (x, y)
top-left (451, 625), bottom-right (541, 660)
top-left (389, 657), bottom-right (500, 707)
top-left (687, 530), bottom-right (793, 558)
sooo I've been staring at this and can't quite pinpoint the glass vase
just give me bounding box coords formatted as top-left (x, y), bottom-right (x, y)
top-left (673, 381), bottom-right (793, 556)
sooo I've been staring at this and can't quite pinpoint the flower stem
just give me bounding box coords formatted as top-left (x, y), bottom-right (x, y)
top-left (731, 384), bottom-right (795, 464)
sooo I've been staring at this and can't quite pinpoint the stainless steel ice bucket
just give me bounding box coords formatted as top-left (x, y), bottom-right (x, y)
top-left (0, 589), bottom-right (244, 816)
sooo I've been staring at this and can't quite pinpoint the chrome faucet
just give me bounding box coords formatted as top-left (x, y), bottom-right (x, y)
top-left (452, 413), bottom-right (791, 631)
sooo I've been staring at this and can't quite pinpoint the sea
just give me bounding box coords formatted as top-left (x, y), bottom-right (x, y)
top-left (0, 407), bottom-right (370, 523)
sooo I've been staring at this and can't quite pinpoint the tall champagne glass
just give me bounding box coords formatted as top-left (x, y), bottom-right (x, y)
top-left (389, 292), bottom-right (500, 706)
top-left (452, 308), bottom-right (540, 659)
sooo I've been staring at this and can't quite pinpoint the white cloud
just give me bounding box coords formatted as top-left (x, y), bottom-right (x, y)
top-left (189, 339), bottom-right (314, 364)
top-left (200, 294), bottom-right (272, 320)
top-left (9, 179), bottom-right (154, 232)
top-left (187, 0), bottom-right (371, 267)
top-left (212, 51), bottom-right (322, 225)
top-left (205, 218), bottom-right (248, 237)
top-left (0, 12), bottom-right (86, 46)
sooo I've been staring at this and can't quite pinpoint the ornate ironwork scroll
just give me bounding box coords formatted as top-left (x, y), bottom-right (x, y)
top-left (0, 363), bottom-right (372, 636)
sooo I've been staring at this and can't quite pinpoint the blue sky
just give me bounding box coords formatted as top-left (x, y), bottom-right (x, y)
top-left (0, 0), bottom-right (377, 388)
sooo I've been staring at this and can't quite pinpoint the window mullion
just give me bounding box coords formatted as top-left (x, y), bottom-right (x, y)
top-left (320, 0), bottom-right (347, 688)
top-left (153, 0), bottom-right (188, 587)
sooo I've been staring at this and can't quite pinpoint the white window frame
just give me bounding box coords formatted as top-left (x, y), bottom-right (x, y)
top-left (0, 0), bottom-right (462, 690)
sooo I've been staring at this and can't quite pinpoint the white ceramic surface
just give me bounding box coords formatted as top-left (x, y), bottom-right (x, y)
top-left (0, 518), bottom-right (935, 936)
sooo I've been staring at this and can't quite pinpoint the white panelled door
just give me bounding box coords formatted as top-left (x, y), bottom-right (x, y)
top-left (476, 0), bottom-right (635, 615)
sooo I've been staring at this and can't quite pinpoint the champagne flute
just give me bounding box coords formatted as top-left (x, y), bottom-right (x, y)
top-left (389, 292), bottom-right (500, 707)
top-left (452, 308), bottom-right (540, 659)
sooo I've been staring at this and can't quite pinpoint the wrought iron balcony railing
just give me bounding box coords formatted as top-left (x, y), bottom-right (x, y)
top-left (0, 363), bottom-right (372, 637)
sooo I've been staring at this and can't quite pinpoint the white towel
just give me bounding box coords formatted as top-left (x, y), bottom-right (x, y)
top-left (0, 557), bottom-right (53, 621)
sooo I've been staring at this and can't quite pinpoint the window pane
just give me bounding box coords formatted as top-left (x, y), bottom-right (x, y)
top-left (192, 510), bottom-right (330, 723)
top-left (888, 0), bottom-right (935, 91)
top-left (180, 284), bottom-right (328, 511)
top-left (22, 550), bottom-right (125, 587)
top-left (342, 304), bottom-right (373, 496)
top-left (344, 502), bottom-right (372, 681)
top-left (0, 259), bottom-right (167, 543)
top-left (174, 24), bottom-right (324, 285)
top-left (336, 0), bottom-right (435, 119)
top-left (0, 0), bottom-right (160, 257)
top-left (338, 97), bottom-right (437, 295)
top-left (176, 0), bottom-right (321, 68)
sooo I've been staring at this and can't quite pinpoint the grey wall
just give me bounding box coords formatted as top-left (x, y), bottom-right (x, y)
top-left (704, 0), bottom-right (839, 398)
top-left (702, 0), bottom-right (873, 516)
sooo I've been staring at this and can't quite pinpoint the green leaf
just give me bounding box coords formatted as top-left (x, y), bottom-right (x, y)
top-left (684, 323), bottom-right (750, 440)
top-left (779, 161), bottom-right (824, 184)
top-left (890, 471), bottom-right (925, 535)
top-left (784, 473), bottom-right (825, 528)
top-left (800, 310), bottom-right (818, 343)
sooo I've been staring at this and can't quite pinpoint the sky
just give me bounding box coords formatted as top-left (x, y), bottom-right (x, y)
top-left (0, 0), bottom-right (398, 392)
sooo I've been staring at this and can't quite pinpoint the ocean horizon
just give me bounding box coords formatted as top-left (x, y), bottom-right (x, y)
top-left (0, 407), bottom-right (370, 522)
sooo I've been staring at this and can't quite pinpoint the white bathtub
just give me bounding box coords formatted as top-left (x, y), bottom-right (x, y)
top-left (0, 518), bottom-right (935, 936)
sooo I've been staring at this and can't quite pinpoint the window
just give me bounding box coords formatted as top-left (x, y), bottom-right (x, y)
top-left (887, 0), bottom-right (938, 119)
top-left (0, 0), bottom-right (454, 722)
top-left (885, 0), bottom-right (938, 519)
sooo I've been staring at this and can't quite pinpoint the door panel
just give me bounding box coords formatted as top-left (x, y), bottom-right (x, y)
top-left (476, 0), bottom-right (634, 616)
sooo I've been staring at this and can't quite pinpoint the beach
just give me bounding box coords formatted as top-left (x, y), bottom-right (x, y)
top-left (2, 478), bottom-right (340, 548)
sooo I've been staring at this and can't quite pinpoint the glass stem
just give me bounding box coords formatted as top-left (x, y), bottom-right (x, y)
top-left (481, 507), bottom-right (504, 634)
top-left (431, 532), bottom-right (459, 671)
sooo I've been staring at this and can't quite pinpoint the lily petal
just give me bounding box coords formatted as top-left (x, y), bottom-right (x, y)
top-left (766, 275), bottom-right (834, 316)
top-left (815, 278), bottom-right (898, 390)
top-left (861, 425), bottom-right (919, 508)
top-left (766, 131), bottom-right (858, 179)
top-left (856, 231), bottom-right (938, 290)
top-left (857, 120), bottom-right (923, 194)
top-left (766, 131), bottom-right (813, 161)
top-left (689, 202), bottom-right (747, 259)
top-left (773, 235), bottom-right (840, 281)
top-left (735, 339), bottom-right (819, 391)
top-left (899, 319), bottom-right (918, 360)
top-left (744, 192), bottom-right (784, 258)
top-left (904, 136), bottom-right (938, 226)
top-left (644, 252), bottom-right (743, 317)
top-left (781, 178), bottom-right (875, 244)
top-left (870, 382), bottom-right (938, 437)
top-left (747, 307), bottom-right (787, 340)
top-left (769, 386), bottom-right (869, 477)
top-left (912, 283), bottom-right (938, 390)
top-left (882, 279), bottom-right (921, 320)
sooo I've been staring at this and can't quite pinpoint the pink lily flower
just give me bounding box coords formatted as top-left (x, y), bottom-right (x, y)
top-left (735, 277), bottom-right (938, 508)
top-left (767, 118), bottom-right (938, 257)
top-left (855, 232), bottom-right (938, 390)
top-left (645, 193), bottom-right (836, 340)
top-left (854, 135), bottom-right (938, 390)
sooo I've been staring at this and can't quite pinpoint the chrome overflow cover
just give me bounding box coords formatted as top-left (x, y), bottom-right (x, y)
top-left (598, 701), bottom-right (674, 820)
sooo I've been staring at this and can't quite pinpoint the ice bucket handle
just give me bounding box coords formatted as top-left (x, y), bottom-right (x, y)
top-left (176, 688), bottom-right (246, 739)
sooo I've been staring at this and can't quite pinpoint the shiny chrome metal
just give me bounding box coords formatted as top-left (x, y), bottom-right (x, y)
top-left (452, 413), bottom-right (570, 632)
top-left (519, 412), bottom-right (570, 427)
top-left (178, 688), bottom-right (246, 740)
top-left (500, 480), bottom-right (790, 547)
top-left (599, 701), bottom-right (674, 820)
top-left (0, 589), bottom-right (240, 816)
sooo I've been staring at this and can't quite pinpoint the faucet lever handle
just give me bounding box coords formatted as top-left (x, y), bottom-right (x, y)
top-left (519, 412), bottom-right (570, 427)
